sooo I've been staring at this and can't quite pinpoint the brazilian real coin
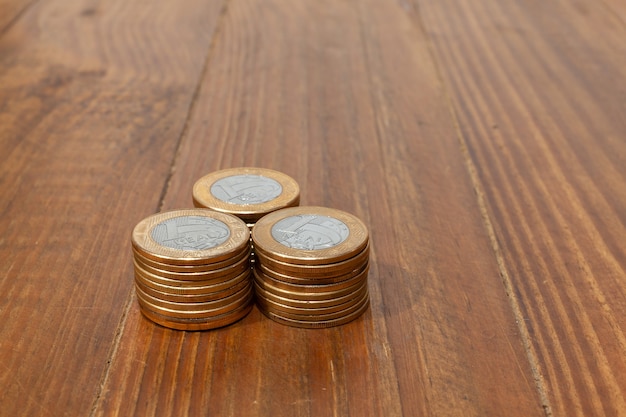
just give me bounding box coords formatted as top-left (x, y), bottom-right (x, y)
top-left (251, 206), bottom-right (369, 265)
top-left (192, 167), bottom-right (300, 224)
top-left (132, 209), bottom-right (250, 266)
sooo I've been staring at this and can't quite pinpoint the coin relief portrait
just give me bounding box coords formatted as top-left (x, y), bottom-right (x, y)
top-left (271, 215), bottom-right (350, 250)
top-left (151, 216), bottom-right (231, 251)
top-left (210, 174), bottom-right (283, 205)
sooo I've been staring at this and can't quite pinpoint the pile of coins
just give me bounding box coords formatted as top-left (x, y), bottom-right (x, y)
top-left (131, 209), bottom-right (253, 330)
top-left (251, 206), bottom-right (370, 328)
top-left (192, 167), bottom-right (300, 230)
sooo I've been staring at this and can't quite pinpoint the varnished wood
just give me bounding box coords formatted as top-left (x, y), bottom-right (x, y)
top-left (415, 0), bottom-right (626, 415)
top-left (1, 0), bottom-right (624, 416)
top-left (0, 0), bottom-right (225, 415)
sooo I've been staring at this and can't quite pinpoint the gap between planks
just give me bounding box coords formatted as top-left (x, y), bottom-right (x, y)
top-left (87, 1), bottom-right (232, 416)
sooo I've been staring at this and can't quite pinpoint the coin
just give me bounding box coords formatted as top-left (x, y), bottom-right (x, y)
top-left (251, 206), bottom-right (369, 265)
top-left (132, 209), bottom-right (250, 266)
top-left (135, 275), bottom-right (251, 303)
top-left (135, 280), bottom-right (252, 311)
top-left (138, 302), bottom-right (253, 331)
top-left (134, 251), bottom-right (250, 281)
top-left (134, 266), bottom-right (251, 294)
top-left (257, 295), bottom-right (370, 329)
top-left (193, 168), bottom-right (300, 223)
top-left (136, 284), bottom-right (253, 319)
top-left (254, 244), bottom-right (369, 281)
top-left (132, 246), bottom-right (251, 273)
top-left (253, 279), bottom-right (368, 309)
top-left (253, 265), bottom-right (368, 297)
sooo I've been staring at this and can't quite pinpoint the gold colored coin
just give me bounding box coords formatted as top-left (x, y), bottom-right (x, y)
top-left (133, 257), bottom-right (249, 286)
top-left (134, 251), bottom-right (250, 281)
top-left (252, 267), bottom-right (368, 300)
top-left (253, 279), bottom-right (368, 310)
top-left (132, 246), bottom-right (250, 273)
top-left (254, 246), bottom-right (369, 282)
top-left (139, 302), bottom-right (253, 331)
top-left (132, 209), bottom-right (250, 266)
top-left (255, 288), bottom-right (368, 320)
top-left (251, 206), bottom-right (369, 265)
top-left (135, 276), bottom-right (250, 303)
top-left (192, 167), bottom-right (300, 222)
top-left (258, 295), bottom-right (370, 329)
top-left (136, 285), bottom-right (253, 319)
top-left (135, 281), bottom-right (252, 312)
top-left (134, 267), bottom-right (251, 295)
top-left (256, 259), bottom-right (368, 288)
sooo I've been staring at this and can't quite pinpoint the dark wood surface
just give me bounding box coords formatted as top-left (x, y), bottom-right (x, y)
top-left (1, 0), bottom-right (624, 416)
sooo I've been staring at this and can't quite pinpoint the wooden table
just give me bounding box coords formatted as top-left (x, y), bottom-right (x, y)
top-left (1, 0), bottom-right (625, 415)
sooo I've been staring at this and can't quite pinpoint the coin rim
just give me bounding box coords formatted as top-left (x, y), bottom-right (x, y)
top-left (139, 302), bottom-right (253, 331)
top-left (136, 285), bottom-right (253, 319)
top-left (132, 246), bottom-right (251, 273)
top-left (135, 275), bottom-right (251, 303)
top-left (258, 296), bottom-right (370, 329)
top-left (134, 251), bottom-right (250, 281)
top-left (134, 267), bottom-right (251, 294)
top-left (256, 287), bottom-right (369, 319)
top-left (254, 244), bottom-right (369, 280)
top-left (253, 279), bottom-right (368, 310)
top-left (253, 265), bottom-right (369, 297)
top-left (135, 280), bottom-right (252, 311)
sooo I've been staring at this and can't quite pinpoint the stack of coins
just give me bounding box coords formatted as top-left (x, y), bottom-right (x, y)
top-left (251, 206), bottom-right (370, 328)
top-left (131, 209), bottom-right (253, 330)
top-left (192, 167), bottom-right (300, 230)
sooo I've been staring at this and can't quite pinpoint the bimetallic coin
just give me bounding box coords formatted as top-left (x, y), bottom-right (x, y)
top-left (135, 280), bottom-right (252, 311)
top-left (257, 296), bottom-right (370, 329)
top-left (193, 168), bottom-right (300, 222)
top-left (255, 288), bottom-right (369, 320)
top-left (135, 275), bottom-right (250, 303)
top-left (132, 209), bottom-right (250, 265)
top-left (134, 252), bottom-right (250, 281)
top-left (253, 279), bottom-right (368, 310)
top-left (254, 243), bottom-right (369, 280)
top-left (252, 206), bottom-right (369, 265)
top-left (253, 264), bottom-right (369, 298)
top-left (139, 302), bottom-right (253, 331)
top-left (134, 267), bottom-right (251, 295)
top-left (136, 285), bottom-right (253, 319)
top-left (256, 257), bottom-right (368, 287)
top-left (132, 247), bottom-right (250, 273)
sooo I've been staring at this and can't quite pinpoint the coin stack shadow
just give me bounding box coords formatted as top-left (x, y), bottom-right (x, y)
top-left (251, 206), bottom-right (370, 328)
top-left (132, 209), bottom-right (253, 331)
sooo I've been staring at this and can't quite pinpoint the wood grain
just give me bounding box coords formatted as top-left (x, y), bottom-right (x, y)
top-left (94, 0), bottom-right (543, 416)
top-left (0, 0), bottom-right (37, 34)
top-left (0, 0), bottom-right (225, 415)
top-left (414, 0), bottom-right (626, 415)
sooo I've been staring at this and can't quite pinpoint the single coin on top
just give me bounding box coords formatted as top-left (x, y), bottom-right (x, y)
top-left (192, 167), bottom-right (300, 224)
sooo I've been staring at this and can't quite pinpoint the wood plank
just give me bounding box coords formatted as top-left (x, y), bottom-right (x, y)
top-left (414, 0), bottom-right (626, 415)
top-left (0, 1), bottom-right (225, 415)
top-left (95, 0), bottom-right (544, 416)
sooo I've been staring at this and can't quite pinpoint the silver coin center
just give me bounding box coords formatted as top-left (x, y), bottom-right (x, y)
top-left (210, 174), bottom-right (282, 205)
top-left (271, 215), bottom-right (350, 250)
top-left (151, 216), bottom-right (230, 251)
